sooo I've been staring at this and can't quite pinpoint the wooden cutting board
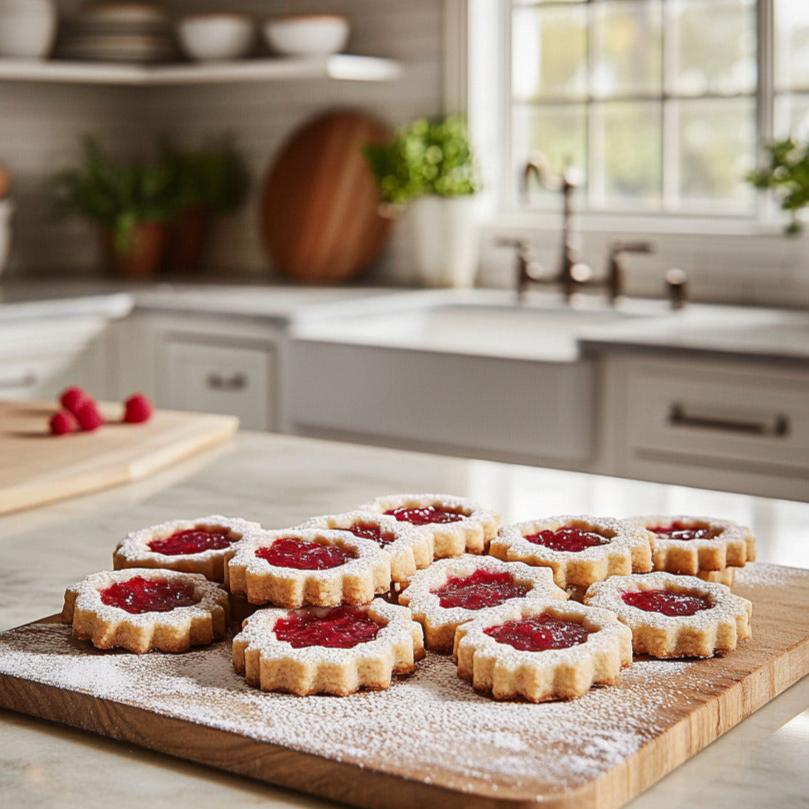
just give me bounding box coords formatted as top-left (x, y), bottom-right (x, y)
top-left (0, 401), bottom-right (237, 515)
top-left (0, 564), bottom-right (807, 809)
top-left (260, 110), bottom-right (393, 284)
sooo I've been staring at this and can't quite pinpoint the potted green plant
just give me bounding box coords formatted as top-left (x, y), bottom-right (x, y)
top-left (747, 137), bottom-right (809, 235)
top-left (161, 140), bottom-right (250, 274)
top-left (53, 138), bottom-right (179, 279)
top-left (365, 116), bottom-right (481, 287)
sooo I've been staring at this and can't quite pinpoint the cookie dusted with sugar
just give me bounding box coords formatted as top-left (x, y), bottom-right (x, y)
top-left (62, 568), bottom-right (229, 654)
top-left (232, 599), bottom-right (424, 696)
top-left (226, 528), bottom-right (391, 608)
top-left (359, 493), bottom-right (500, 558)
top-left (584, 572), bottom-right (752, 658)
top-left (454, 599), bottom-right (632, 702)
top-left (628, 515), bottom-right (756, 575)
top-left (489, 516), bottom-right (652, 589)
top-left (113, 515), bottom-right (260, 582)
top-left (297, 510), bottom-right (433, 583)
top-left (398, 555), bottom-right (566, 652)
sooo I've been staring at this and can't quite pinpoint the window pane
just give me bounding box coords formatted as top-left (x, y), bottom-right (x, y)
top-left (593, 102), bottom-right (661, 206)
top-left (512, 5), bottom-right (587, 100)
top-left (669, 0), bottom-right (756, 96)
top-left (676, 98), bottom-right (755, 207)
top-left (775, 0), bottom-right (809, 91)
top-left (592, 1), bottom-right (662, 98)
top-left (513, 104), bottom-right (586, 204)
top-left (775, 93), bottom-right (809, 139)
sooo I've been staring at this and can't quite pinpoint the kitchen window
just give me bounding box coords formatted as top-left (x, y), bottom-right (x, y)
top-left (471, 0), bottom-right (809, 223)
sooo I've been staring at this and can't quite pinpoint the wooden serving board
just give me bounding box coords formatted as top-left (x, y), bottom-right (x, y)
top-left (0, 401), bottom-right (237, 515)
top-left (0, 564), bottom-right (807, 808)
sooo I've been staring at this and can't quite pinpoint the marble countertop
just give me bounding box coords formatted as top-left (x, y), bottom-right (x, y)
top-left (2, 279), bottom-right (807, 365)
top-left (0, 431), bottom-right (807, 809)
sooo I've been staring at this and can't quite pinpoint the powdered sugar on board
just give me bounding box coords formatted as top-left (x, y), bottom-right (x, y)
top-left (0, 563), bottom-right (805, 798)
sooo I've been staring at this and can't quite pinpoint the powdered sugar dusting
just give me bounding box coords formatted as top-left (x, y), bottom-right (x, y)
top-left (0, 620), bottom-right (709, 792)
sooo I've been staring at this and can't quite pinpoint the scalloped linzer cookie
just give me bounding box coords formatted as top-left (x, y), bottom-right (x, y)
top-left (297, 510), bottom-right (433, 583)
top-left (398, 555), bottom-right (567, 652)
top-left (454, 599), bottom-right (632, 702)
top-left (488, 516), bottom-right (652, 589)
top-left (628, 515), bottom-right (756, 574)
top-left (358, 493), bottom-right (500, 558)
top-left (62, 568), bottom-right (229, 654)
top-left (584, 572), bottom-right (752, 658)
top-left (232, 599), bottom-right (425, 695)
top-left (113, 515), bottom-right (261, 582)
top-left (225, 528), bottom-right (391, 608)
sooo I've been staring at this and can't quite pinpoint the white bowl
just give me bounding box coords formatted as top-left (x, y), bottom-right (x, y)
top-left (177, 14), bottom-right (255, 62)
top-left (0, 0), bottom-right (57, 60)
top-left (263, 15), bottom-right (349, 57)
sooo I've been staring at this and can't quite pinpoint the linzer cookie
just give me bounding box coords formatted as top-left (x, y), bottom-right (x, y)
top-left (359, 493), bottom-right (500, 557)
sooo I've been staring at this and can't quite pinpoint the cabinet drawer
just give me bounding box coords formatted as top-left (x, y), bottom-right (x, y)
top-left (163, 340), bottom-right (275, 431)
top-left (624, 360), bottom-right (809, 475)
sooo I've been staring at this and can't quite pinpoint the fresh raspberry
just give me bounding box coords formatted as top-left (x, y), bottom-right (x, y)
top-left (59, 386), bottom-right (89, 416)
top-left (76, 400), bottom-right (104, 432)
top-left (123, 393), bottom-right (152, 424)
top-left (49, 410), bottom-right (78, 436)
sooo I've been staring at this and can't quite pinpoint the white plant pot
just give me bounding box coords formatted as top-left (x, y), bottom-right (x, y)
top-left (0, 0), bottom-right (57, 59)
top-left (408, 195), bottom-right (479, 288)
top-left (0, 199), bottom-right (14, 276)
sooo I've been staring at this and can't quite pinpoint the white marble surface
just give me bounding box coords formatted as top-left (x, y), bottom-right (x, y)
top-left (0, 431), bottom-right (808, 809)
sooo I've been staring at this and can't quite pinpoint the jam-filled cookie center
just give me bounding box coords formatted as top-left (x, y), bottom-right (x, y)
top-left (100, 575), bottom-right (198, 614)
top-left (256, 537), bottom-right (356, 570)
top-left (622, 588), bottom-right (711, 616)
top-left (148, 527), bottom-right (233, 556)
top-left (524, 525), bottom-right (611, 553)
top-left (340, 521), bottom-right (397, 547)
top-left (433, 569), bottom-right (529, 610)
top-left (650, 521), bottom-right (722, 541)
top-left (485, 613), bottom-right (590, 651)
top-left (274, 606), bottom-right (382, 648)
top-left (384, 505), bottom-right (467, 526)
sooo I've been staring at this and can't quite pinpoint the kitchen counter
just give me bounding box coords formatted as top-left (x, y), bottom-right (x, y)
top-left (1, 280), bottom-right (808, 365)
top-left (0, 431), bottom-right (807, 809)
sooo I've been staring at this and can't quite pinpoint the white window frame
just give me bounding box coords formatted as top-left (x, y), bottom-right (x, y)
top-left (449, 0), bottom-right (796, 238)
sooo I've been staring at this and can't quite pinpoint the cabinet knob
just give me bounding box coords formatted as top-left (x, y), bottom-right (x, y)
top-left (206, 372), bottom-right (247, 392)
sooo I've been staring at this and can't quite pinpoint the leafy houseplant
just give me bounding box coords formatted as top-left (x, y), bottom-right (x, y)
top-left (365, 116), bottom-right (481, 288)
top-left (161, 141), bottom-right (250, 274)
top-left (747, 137), bottom-right (809, 235)
top-left (53, 138), bottom-right (179, 278)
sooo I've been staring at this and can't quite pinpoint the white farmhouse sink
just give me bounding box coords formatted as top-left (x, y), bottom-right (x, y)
top-left (289, 291), bottom-right (667, 465)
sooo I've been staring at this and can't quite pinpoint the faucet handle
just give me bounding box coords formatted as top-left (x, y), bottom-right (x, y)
top-left (607, 240), bottom-right (655, 258)
top-left (665, 268), bottom-right (688, 310)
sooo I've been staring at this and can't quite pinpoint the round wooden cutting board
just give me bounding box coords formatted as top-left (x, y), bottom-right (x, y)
top-left (260, 110), bottom-right (393, 284)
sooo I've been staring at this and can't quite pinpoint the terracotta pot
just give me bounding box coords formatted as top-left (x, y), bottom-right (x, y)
top-left (102, 221), bottom-right (167, 280)
top-left (164, 206), bottom-right (211, 275)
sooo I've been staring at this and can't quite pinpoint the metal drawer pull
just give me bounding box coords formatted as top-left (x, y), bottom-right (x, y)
top-left (668, 403), bottom-right (789, 437)
top-left (0, 372), bottom-right (37, 390)
top-left (206, 372), bottom-right (247, 392)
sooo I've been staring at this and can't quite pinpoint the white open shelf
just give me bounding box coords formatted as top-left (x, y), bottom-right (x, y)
top-left (0, 54), bottom-right (402, 86)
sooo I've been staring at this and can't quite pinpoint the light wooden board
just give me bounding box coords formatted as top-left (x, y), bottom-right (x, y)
top-left (0, 401), bottom-right (238, 515)
top-left (0, 564), bottom-right (807, 809)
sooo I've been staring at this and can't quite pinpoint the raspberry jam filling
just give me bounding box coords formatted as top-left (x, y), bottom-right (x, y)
top-left (485, 613), bottom-right (590, 651)
top-left (650, 521), bottom-right (722, 541)
top-left (256, 537), bottom-right (355, 570)
top-left (274, 606), bottom-right (381, 649)
top-left (433, 569), bottom-right (529, 610)
top-left (524, 526), bottom-right (611, 553)
top-left (622, 588), bottom-right (711, 616)
top-left (341, 521), bottom-right (397, 547)
top-left (100, 575), bottom-right (198, 614)
top-left (148, 527), bottom-right (232, 556)
top-left (384, 506), bottom-right (466, 526)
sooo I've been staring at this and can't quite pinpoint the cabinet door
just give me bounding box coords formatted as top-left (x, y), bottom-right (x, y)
top-left (163, 340), bottom-right (275, 431)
